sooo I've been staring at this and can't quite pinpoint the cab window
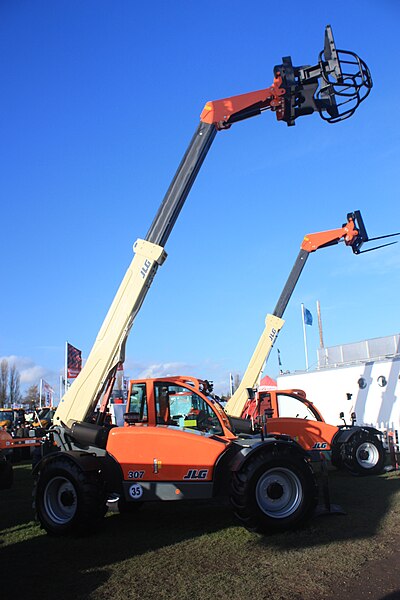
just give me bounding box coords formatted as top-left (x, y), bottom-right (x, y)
top-left (128, 383), bottom-right (148, 422)
top-left (276, 394), bottom-right (317, 421)
top-left (154, 383), bottom-right (222, 435)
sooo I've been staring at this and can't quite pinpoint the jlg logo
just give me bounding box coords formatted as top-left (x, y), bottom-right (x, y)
top-left (183, 469), bottom-right (208, 480)
top-left (140, 259), bottom-right (151, 279)
top-left (312, 442), bottom-right (328, 449)
top-left (269, 328), bottom-right (277, 342)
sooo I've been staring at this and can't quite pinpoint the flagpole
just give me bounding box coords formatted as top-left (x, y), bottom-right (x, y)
top-left (316, 300), bottom-right (325, 348)
top-left (301, 303), bottom-right (309, 370)
top-left (65, 341), bottom-right (68, 396)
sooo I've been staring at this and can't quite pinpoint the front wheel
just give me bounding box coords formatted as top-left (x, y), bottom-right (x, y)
top-left (230, 449), bottom-right (318, 534)
top-left (343, 435), bottom-right (385, 475)
top-left (34, 456), bottom-right (107, 535)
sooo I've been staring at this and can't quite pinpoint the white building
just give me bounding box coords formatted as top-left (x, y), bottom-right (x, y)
top-left (277, 334), bottom-right (400, 432)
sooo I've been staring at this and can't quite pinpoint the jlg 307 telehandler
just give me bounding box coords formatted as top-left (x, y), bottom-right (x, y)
top-left (33, 27), bottom-right (372, 536)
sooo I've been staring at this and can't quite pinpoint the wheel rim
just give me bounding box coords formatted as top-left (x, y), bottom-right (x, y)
top-left (43, 476), bottom-right (78, 524)
top-left (255, 467), bottom-right (302, 518)
top-left (356, 442), bottom-right (380, 468)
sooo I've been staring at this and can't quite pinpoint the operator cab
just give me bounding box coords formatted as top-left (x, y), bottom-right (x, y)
top-left (125, 377), bottom-right (235, 438)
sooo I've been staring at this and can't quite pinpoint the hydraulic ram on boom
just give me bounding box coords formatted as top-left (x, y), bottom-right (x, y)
top-left (53, 26), bottom-right (372, 443)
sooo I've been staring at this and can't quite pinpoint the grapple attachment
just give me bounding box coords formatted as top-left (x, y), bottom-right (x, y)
top-left (275, 25), bottom-right (373, 126)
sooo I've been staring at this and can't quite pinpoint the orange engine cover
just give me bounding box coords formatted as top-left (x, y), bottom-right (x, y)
top-left (266, 418), bottom-right (339, 451)
top-left (106, 425), bottom-right (229, 482)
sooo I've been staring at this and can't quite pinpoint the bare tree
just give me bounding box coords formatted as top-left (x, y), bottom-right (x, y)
top-left (0, 359), bottom-right (9, 408)
top-left (9, 364), bottom-right (21, 406)
top-left (23, 384), bottom-right (40, 409)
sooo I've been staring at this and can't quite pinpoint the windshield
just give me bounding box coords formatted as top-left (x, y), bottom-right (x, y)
top-left (276, 394), bottom-right (321, 421)
top-left (154, 382), bottom-right (229, 436)
top-left (38, 408), bottom-right (54, 419)
top-left (0, 411), bottom-right (14, 421)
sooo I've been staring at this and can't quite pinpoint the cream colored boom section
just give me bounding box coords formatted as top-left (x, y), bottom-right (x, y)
top-left (54, 239), bottom-right (167, 429)
top-left (225, 314), bottom-right (284, 417)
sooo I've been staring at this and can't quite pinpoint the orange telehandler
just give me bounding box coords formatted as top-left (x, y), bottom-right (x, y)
top-left (32, 27), bottom-right (372, 535)
top-left (223, 211), bottom-right (398, 476)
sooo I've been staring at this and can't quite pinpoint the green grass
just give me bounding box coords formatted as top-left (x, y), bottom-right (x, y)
top-left (1, 463), bottom-right (400, 600)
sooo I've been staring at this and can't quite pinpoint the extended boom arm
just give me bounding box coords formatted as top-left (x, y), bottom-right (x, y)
top-left (225, 211), bottom-right (390, 417)
top-left (53, 29), bottom-right (372, 433)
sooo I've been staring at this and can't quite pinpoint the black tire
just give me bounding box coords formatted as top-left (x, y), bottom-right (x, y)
top-left (330, 455), bottom-right (342, 469)
top-left (330, 447), bottom-right (343, 469)
top-left (230, 449), bottom-right (318, 534)
top-left (0, 455), bottom-right (13, 490)
top-left (343, 434), bottom-right (385, 476)
top-left (33, 456), bottom-right (107, 535)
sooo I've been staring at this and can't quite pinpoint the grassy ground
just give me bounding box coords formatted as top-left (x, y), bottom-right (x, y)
top-left (1, 463), bottom-right (400, 600)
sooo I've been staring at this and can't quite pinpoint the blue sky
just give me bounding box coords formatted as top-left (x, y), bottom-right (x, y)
top-left (1, 0), bottom-right (399, 400)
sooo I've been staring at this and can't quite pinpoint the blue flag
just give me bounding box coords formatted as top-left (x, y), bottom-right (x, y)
top-left (303, 307), bottom-right (313, 326)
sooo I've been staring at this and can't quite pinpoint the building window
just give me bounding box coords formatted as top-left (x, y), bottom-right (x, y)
top-left (358, 377), bottom-right (367, 389)
top-left (377, 375), bottom-right (387, 388)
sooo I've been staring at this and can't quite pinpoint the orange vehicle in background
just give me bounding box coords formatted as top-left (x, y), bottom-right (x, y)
top-left (0, 408), bottom-right (42, 463)
top-left (0, 408), bottom-right (26, 432)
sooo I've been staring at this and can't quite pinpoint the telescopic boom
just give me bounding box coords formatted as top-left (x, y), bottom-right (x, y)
top-left (225, 212), bottom-right (398, 417)
top-left (54, 27), bottom-right (372, 433)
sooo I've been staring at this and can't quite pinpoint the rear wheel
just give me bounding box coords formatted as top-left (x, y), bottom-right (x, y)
top-left (230, 449), bottom-right (318, 533)
top-left (0, 455), bottom-right (13, 490)
top-left (34, 456), bottom-right (107, 535)
top-left (343, 434), bottom-right (385, 475)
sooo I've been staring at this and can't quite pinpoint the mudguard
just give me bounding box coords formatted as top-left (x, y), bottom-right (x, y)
top-left (229, 436), bottom-right (310, 473)
top-left (212, 436), bottom-right (306, 497)
top-left (332, 425), bottom-right (382, 445)
top-left (33, 449), bottom-right (104, 478)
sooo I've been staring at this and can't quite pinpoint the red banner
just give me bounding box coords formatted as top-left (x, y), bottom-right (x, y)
top-left (67, 343), bottom-right (82, 379)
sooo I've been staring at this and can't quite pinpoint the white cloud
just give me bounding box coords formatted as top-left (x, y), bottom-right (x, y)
top-left (0, 356), bottom-right (232, 400)
top-left (137, 362), bottom-right (194, 379)
top-left (0, 355), bottom-right (61, 394)
top-left (123, 359), bottom-right (231, 395)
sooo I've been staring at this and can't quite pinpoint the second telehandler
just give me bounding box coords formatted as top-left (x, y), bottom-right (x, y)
top-left (224, 211), bottom-right (397, 476)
